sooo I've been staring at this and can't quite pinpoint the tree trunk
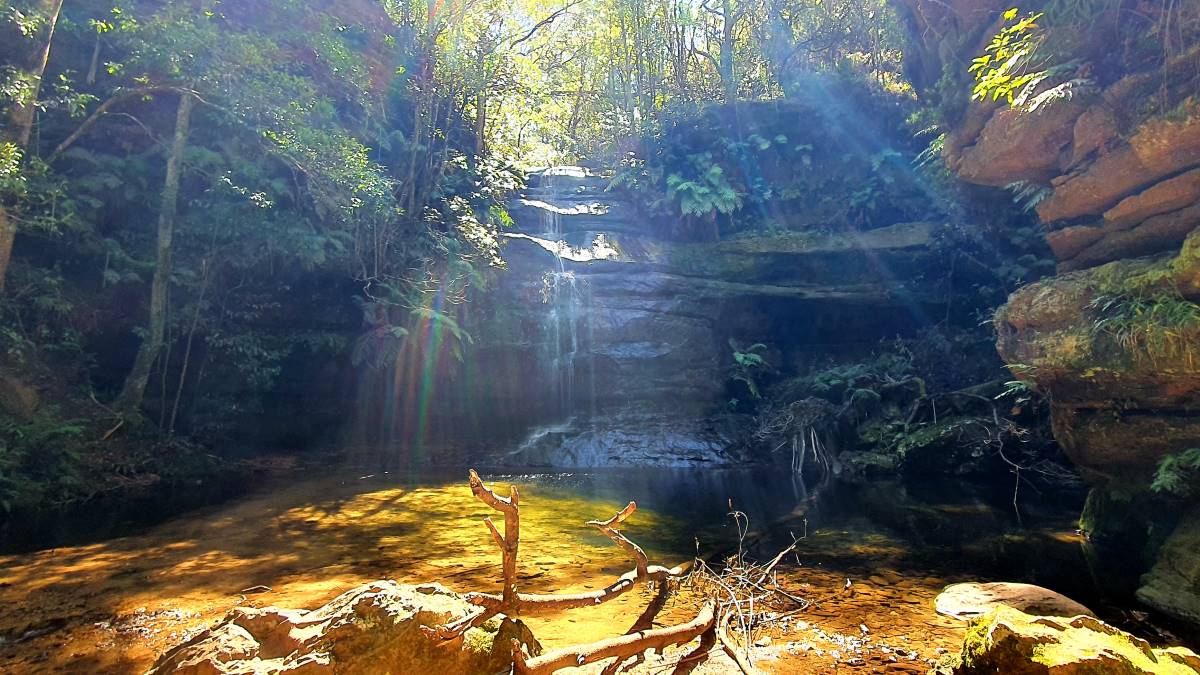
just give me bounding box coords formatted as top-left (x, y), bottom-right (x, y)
top-left (720, 0), bottom-right (737, 103)
top-left (0, 207), bottom-right (14, 295)
top-left (473, 90), bottom-right (486, 156)
top-left (115, 93), bottom-right (195, 417)
top-left (2, 0), bottom-right (65, 149)
top-left (0, 0), bottom-right (65, 294)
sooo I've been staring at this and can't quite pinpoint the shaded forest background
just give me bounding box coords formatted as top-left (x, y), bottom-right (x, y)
top-left (0, 0), bottom-right (1196, 513)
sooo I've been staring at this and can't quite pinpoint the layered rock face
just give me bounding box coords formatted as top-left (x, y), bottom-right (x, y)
top-left (433, 167), bottom-right (949, 467)
top-left (901, 0), bottom-right (1200, 627)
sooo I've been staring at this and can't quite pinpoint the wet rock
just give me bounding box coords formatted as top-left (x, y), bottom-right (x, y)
top-left (994, 237), bottom-right (1200, 485)
top-left (895, 417), bottom-right (1004, 476)
top-left (935, 582), bottom-right (1093, 620)
top-left (943, 604), bottom-right (1200, 674)
top-left (841, 451), bottom-right (898, 475)
top-left (449, 167), bottom-right (949, 468)
top-left (1138, 507), bottom-right (1200, 626)
top-left (149, 581), bottom-right (540, 675)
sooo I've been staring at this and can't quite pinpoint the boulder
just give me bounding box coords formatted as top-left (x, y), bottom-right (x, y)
top-left (945, 604), bottom-right (1200, 674)
top-left (935, 582), bottom-right (1094, 620)
top-left (994, 234), bottom-right (1200, 483)
top-left (1138, 507), bottom-right (1200, 626)
top-left (1103, 168), bottom-right (1200, 228)
top-left (149, 581), bottom-right (540, 675)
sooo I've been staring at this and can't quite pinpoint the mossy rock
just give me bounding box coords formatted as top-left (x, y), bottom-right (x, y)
top-left (945, 604), bottom-right (1200, 674)
top-left (1138, 506), bottom-right (1200, 627)
top-left (895, 417), bottom-right (993, 476)
top-left (841, 451), bottom-right (898, 475)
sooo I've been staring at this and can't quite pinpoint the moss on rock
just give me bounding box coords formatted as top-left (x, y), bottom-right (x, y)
top-left (946, 604), bottom-right (1200, 674)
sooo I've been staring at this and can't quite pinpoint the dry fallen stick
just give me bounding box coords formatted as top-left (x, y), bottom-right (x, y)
top-left (511, 601), bottom-right (717, 675)
top-left (717, 609), bottom-right (762, 675)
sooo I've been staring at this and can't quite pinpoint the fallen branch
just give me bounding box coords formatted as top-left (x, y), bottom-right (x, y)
top-left (433, 471), bottom-right (687, 638)
top-left (468, 469), bottom-right (520, 606)
top-left (717, 610), bottom-right (761, 675)
top-left (588, 501), bottom-right (648, 577)
top-left (431, 471), bottom-right (792, 674)
top-left (511, 601), bottom-right (717, 675)
top-left (464, 562), bottom-right (686, 616)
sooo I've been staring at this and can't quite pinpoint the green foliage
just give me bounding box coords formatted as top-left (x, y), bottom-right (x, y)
top-left (614, 94), bottom-right (931, 239)
top-left (1089, 292), bottom-right (1200, 363)
top-left (729, 339), bottom-right (770, 399)
top-left (0, 413), bottom-right (87, 511)
top-left (1151, 448), bottom-right (1200, 498)
top-left (666, 155), bottom-right (742, 218)
top-left (970, 9), bottom-right (1049, 105)
top-left (1005, 180), bottom-right (1052, 212)
top-left (781, 351), bottom-right (919, 405)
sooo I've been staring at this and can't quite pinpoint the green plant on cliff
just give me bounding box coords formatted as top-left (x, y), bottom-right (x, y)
top-left (1005, 180), bottom-right (1052, 213)
top-left (1151, 448), bottom-right (1200, 498)
top-left (1089, 292), bottom-right (1200, 364)
top-left (729, 339), bottom-right (770, 399)
top-left (665, 154), bottom-right (743, 218)
top-left (970, 8), bottom-right (1050, 105)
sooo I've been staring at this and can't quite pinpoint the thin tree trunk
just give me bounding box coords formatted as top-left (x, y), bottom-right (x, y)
top-left (87, 31), bottom-right (101, 85)
top-left (473, 90), bottom-right (486, 156)
top-left (3, 0), bottom-right (65, 149)
top-left (169, 258), bottom-right (211, 435)
top-left (0, 207), bottom-right (14, 295)
top-left (115, 93), bottom-right (195, 417)
top-left (720, 0), bottom-right (737, 103)
top-left (0, 0), bottom-right (66, 294)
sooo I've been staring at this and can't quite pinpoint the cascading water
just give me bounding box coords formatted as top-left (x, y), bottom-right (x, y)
top-left (542, 267), bottom-right (582, 419)
top-left (537, 168), bottom-right (588, 421)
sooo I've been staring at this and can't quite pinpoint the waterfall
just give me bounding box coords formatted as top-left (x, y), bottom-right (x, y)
top-left (542, 263), bottom-right (582, 420)
top-left (540, 169), bottom-right (563, 236)
top-left (536, 167), bottom-right (591, 422)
